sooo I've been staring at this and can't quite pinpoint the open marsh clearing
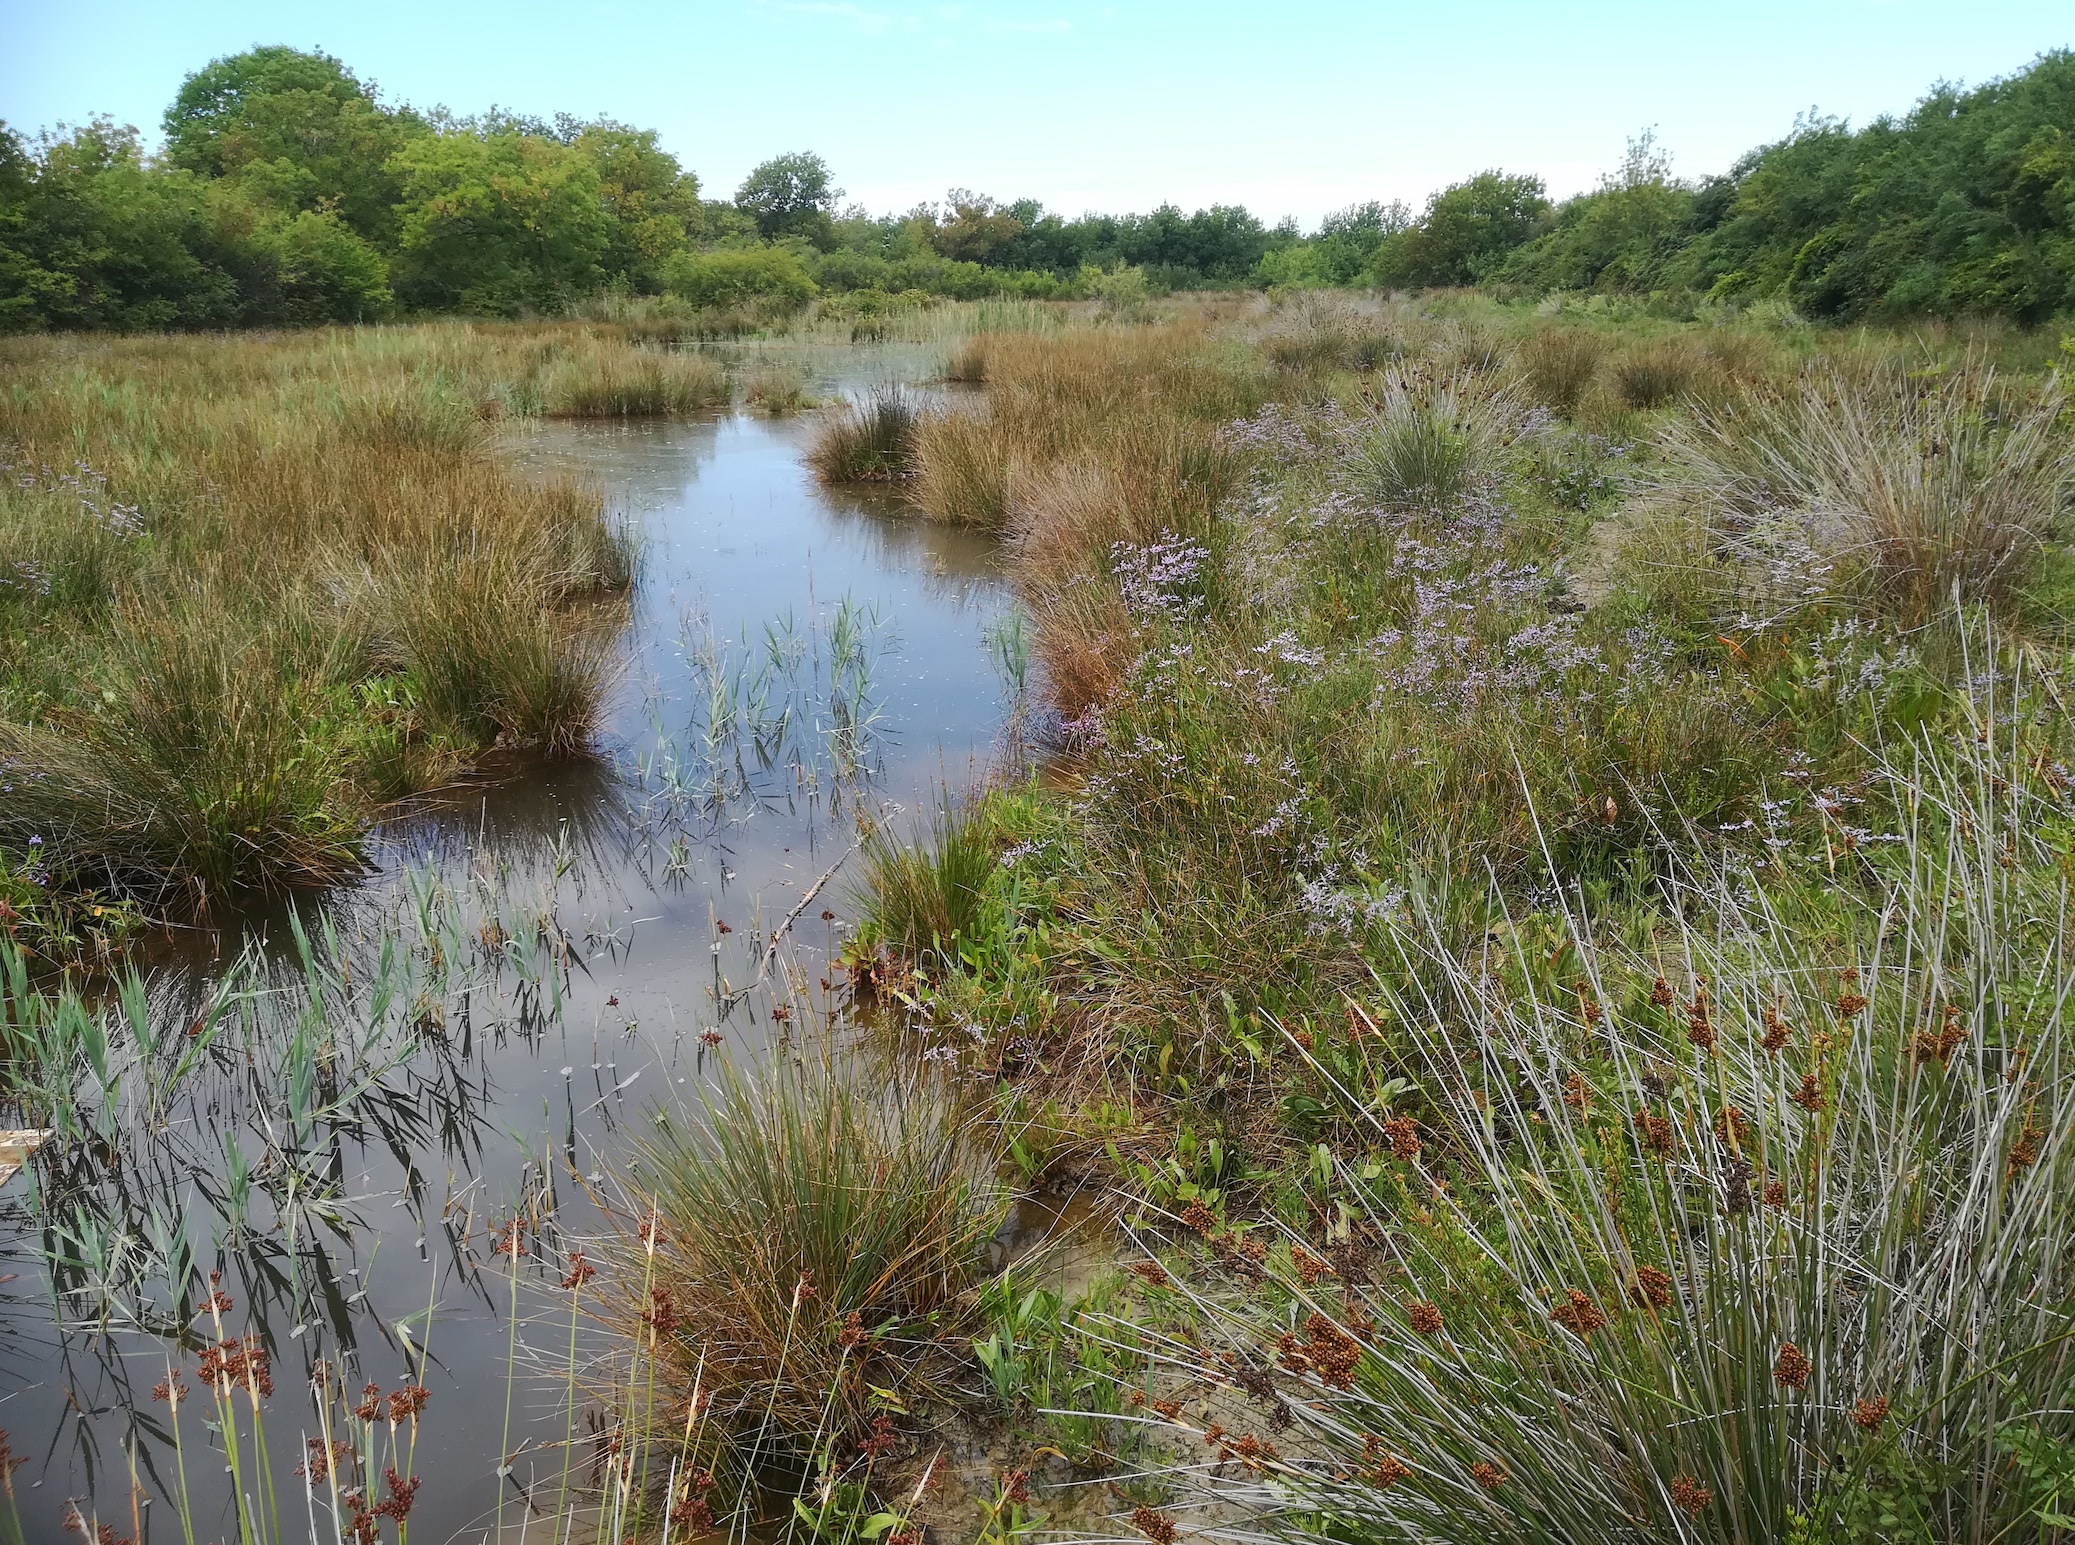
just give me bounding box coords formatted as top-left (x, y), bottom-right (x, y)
top-left (0, 344), bottom-right (1018, 1543)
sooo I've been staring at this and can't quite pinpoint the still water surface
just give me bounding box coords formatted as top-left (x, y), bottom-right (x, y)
top-left (0, 347), bottom-right (1012, 1542)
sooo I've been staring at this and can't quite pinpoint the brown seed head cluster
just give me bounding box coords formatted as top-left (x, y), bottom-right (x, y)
top-left (1773, 1342), bottom-right (1812, 1390)
top-left (1635, 1107), bottom-right (1675, 1156)
top-left (1130, 1259), bottom-right (1172, 1288)
top-left (1293, 1247), bottom-right (1333, 1287)
top-left (375, 1467), bottom-right (420, 1523)
top-left (1300, 1313), bottom-right (1363, 1388)
top-left (1469, 1461), bottom-right (1505, 1491)
top-left (1911, 1004), bottom-right (1967, 1066)
top-left (641, 1286), bottom-right (679, 1337)
top-left (1562, 1072), bottom-right (1590, 1111)
top-left (198, 1336), bottom-right (272, 1399)
top-left (1405, 1298), bottom-right (1444, 1335)
top-left (353, 1383), bottom-right (383, 1422)
top-left (1384, 1116), bottom-right (1422, 1161)
top-left (1551, 1288), bottom-right (1607, 1338)
top-left (2009, 1123), bottom-right (2044, 1176)
top-left (1764, 1179), bottom-right (1789, 1209)
top-left (1852, 1395), bottom-right (1889, 1432)
top-left (1000, 1469), bottom-right (1032, 1505)
top-left (560, 1250), bottom-right (597, 1290)
top-left (1650, 976), bottom-right (1675, 1009)
top-left (1631, 1265), bottom-right (1673, 1310)
top-left (388, 1384), bottom-right (429, 1424)
top-left (1371, 1452), bottom-right (1411, 1489)
top-left (1760, 998), bottom-right (1791, 1053)
top-left (860, 1413), bottom-right (900, 1460)
top-left (1715, 1105), bottom-right (1752, 1146)
top-left (1836, 990), bottom-right (1869, 1018)
top-left (1791, 1074), bottom-right (1828, 1114)
top-left (838, 1310), bottom-right (868, 1349)
top-left (1686, 988), bottom-right (1715, 1051)
top-left (1669, 1473), bottom-right (1712, 1516)
top-left (1178, 1198), bottom-right (1217, 1236)
top-left (1132, 1506), bottom-right (1179, 1545)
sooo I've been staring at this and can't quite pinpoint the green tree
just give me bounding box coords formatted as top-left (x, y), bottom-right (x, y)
top-left (163, 46), bottom-right (421, 243)
top-left (933, 190), bottom-right (1025, 265)
top-left (388, 127), bottom-right (611, 314)
top-left (1370, 171), bottom-right (1550, 286)
top-left (571, 120), bottom-right (701, 290)
top-left (0, 119), bottom-right (243, 330)
top-left (736, 151), bottom-right (840, 247)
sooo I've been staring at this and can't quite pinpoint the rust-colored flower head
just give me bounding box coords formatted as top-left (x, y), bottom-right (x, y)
top-left (1763, 1179), bottom-right (1789, 1208)
top-left (1685, 986), bottom-right (1715, 1051)
top-left (1302, 1314), bottom-right (1363, 1388)
top-left (1635, 1107), bottom-right (1675, 1156)
top-left (1575, 984), bottom-right (1603, 1027)
top-left (1760, 1000), bottom-right (1791, 1054)
top-left (374, 1467), bottom-right (421, 1523)
top-left (1469, 1460), bottom-right (1505, 1491)
top-left (388, 1385), bottom-right (429, 1424)
top-left (1151, 1396), bottom-right (1184, 1421)
top-left (1715, 1104), bottom-right (1752, 1146)
top-left (1131, 1506), bottom-right (1179, 1545)
top-left (1650, 976), bottom-right (1674, 1009)
top-left (1178, 1198), bottom-right (1217, 1236)
top-left (1130, 1259), bottom-right (1172, 1289)
top-left (1550, 1288), bottom-right (1607, 1337)
top-left (1293, 1247), bottom-right (1333, 1287)
top-left (1000, 1469), bottom-right (1031, 1505)
top-left (1371, 1452), bottom-right (1411, 1489)
top-left (1790, 1074), bottom-right (1828, 1114)
top-left (1562, 1072), bottom-right (1590, 1111)
top-left (641, 1286), bottom-right (679, 1337)
top-left (1773, 1342), bottom-right (1812, 1390)
top-left (1384, 1116), bottom-right (1422, 1161)
top-left (837, 1310), bottom-right (868, 1349)
top-left (2009, 1123), bottom-right (2044, 1176)
top-left (353, 1382), bottom-right (383, 1422)
top-left (1835, 989), bottom-right (1869, 1018)
top-left (1852, 1395), bottom-right (1889, 1432)
top-left (1405, 1299), bottom-right (1444, 1336)
top-left (1631, 1265), bottom-right (1673, 1310)
top-left (1669, 1473), bottom-right (1711, 1516)
top-left (561, 1250), bottom-right (597, 1291)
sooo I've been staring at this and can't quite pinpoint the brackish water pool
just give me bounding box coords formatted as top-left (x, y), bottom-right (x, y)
top-left (0, 346), bottom-right (1015, 1543)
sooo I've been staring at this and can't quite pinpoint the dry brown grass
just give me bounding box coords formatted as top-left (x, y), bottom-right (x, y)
top-left (0, 322), bottom-right (641, 904)
top-left (901, 322), bottom-right (1263, 715)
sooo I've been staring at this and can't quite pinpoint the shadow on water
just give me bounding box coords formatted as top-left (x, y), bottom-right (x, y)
top-left (0, 344), bottom-right (1021, 1543)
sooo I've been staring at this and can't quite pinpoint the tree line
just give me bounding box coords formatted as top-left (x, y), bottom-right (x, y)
top-left (2, 45), bottom-right (2070, 330)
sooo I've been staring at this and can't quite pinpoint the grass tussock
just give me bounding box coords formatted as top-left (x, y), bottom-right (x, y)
top-left (540, 345), bottom-right (729, 417)
top-left (0, 322), bottom-right (644, 925)
top-left (808, 387), bottom-right (920, 482)
top-left (741, 361), bottom-right (814, 414)
top-left (1641, 360), bottom-right (2075, 627)
top-left (1163, 721), bottom-right (2075, 1542)
top-left (607, 1057), bottom-right (1006, 1457)
top-left (1514, 325), bottom-right (1605, 411)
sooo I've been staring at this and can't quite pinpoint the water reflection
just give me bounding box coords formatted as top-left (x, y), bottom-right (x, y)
top-left (0, 350), bottom-right (1014, 1543)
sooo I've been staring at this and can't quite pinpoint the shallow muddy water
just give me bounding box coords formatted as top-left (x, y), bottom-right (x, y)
top-left (0, 346), bottom-right (1018, 1543)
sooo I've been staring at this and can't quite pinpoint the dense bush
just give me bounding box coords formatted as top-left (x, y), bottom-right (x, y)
top-left (660, 244), bottom-right (815, 310)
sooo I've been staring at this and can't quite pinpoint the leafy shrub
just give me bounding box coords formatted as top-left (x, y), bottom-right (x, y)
top-left (660, 246), bottom-right (817, 312)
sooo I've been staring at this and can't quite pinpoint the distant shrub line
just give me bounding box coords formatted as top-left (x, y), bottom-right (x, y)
top-left (5, 48), bottom-right (2071, 332)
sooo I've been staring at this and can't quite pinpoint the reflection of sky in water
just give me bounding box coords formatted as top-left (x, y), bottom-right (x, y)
top-left (0, 354), bottom-right (1012, 1544)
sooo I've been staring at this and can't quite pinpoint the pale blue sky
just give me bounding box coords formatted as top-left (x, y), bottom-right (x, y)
top-left (3, 1), bottom-right (2068, 225)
